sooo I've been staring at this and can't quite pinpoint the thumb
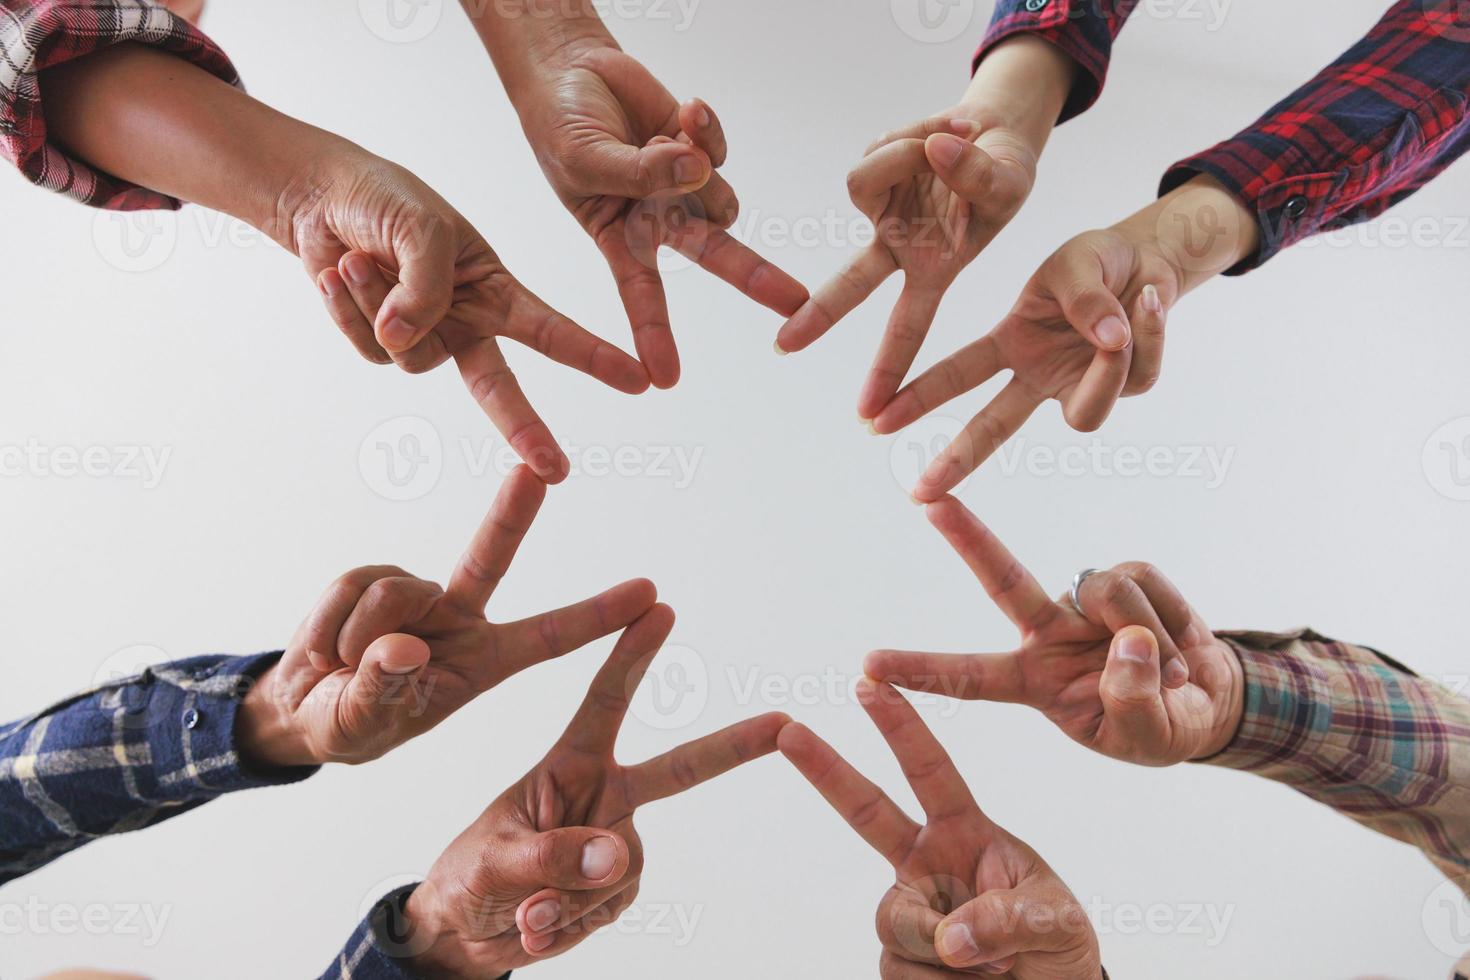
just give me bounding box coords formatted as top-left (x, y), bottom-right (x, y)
top-left (578, 137), bottom-right (712, 200)
top-left (1098, 626), bottom-right (1171, 750)
top-left (374, 217), bottom-right (458, 354)
top-left (1040, 245), bottom-right (1133, 352)
top-left (935, 887), bottom-right (1091, 968)
top-left (924, 132), bottom-right (996, 206)
top-left (495, 828), bottom-right (632, 893)
top-left (335, 633), bottom-right (432, 741)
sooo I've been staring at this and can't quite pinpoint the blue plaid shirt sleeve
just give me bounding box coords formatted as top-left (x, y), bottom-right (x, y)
top-left (0, 651), bottom-right (317, 883)
top-left (320, 884), bottom-right (512, 980)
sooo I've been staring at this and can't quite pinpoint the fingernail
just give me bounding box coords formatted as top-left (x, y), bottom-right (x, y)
top-left (674, 154), bottom-right (703, 186)
top-left (1180, 623), bottom-right (1203, 648)
top-left (1164, 657), bottom-right (1190, 687)
top-left (773, 339), bottom-right (788, 357)
top-left (526, 930), bottom-right (555, 953)
top-left (948, 118), bottom-right (978, 133)
top-left (581, 836), bottom-right (618, 881)
top-left (697, 106), bottom-right (712, 129)
top-left (343, 253), bottom-right (372, 287)
top-left (1094, 315), bottom-right (1130, 350)
top-left (865, 419), bottom-right (880, 436)
top-left (1118, 631), bottom-right (1153, 664)
top-left (936, 922), bottom-right (979, 964)
top-left (1142, 283), bottom-right (1163, 314)
top-left (928, 133), bottom-right (965, 168)
top-left (380, 316), bottom-right (416, 350)
top-left (380, 660), bottom-right (419, 676)
top-left (318, 272), bottom-right (341, 299)
top-left (526, 898), bottom-right (560, 933)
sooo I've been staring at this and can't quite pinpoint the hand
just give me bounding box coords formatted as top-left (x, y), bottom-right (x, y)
top-left (295, 152), bottom-right (650, 482)
top-left (774, 36), bottom-right (1076, 421)
top-left (780, 680), bottom-right (1102, 978)
top-left (235, 465), bottom-right (657, 768)
top-left (398, 605), bottom-right (788, 975)
top-left (469, 15), bottom-right (808, 388)
top-left (865, 496), bottom-right (1246, 767)
top-left (872, 175), bottom-right (1258, 501)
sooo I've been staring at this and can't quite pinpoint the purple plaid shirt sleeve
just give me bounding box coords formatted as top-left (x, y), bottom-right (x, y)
top-left (975, 0), bottom-right (1141, 123)
top-left (0, 652), bottom-right (316, 884)
top-left (0, 0), bottom-right (240, 210)
top-left (1161, 1), bottom-right (1470, 272)
top-left (1201, 628), bottom-right (1470, 974)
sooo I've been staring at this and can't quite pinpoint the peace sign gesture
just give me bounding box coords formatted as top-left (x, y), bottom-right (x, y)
top-left (236, 465), bottom-right (658, 769)
top-left (865, 497), bottom-right (1245, 768)
top-left (396, 605), bottom-right (789, 976)
top-left (779, 680), bottom-right (1102, 978)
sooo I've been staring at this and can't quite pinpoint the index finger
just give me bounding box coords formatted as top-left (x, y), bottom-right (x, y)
top-left (453, 337), bottom-right (570, 483)
top-left (444, 465), bottom-right (547, 614)
top-left (923, 497), bottom-right (1058, 634)
top-left (626, 711), bottom-right (788, 807)
top-left (557, 604), bottom-right (676, 755)
top-left (777, 721), bottom-right (918, 865)
top-left (776, 246), bottom-right (896, 354)
top-left (856, 679), bottom-right (977, 823)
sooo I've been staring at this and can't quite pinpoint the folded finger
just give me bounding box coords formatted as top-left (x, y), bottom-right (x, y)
top-left (317, 268), bottom-right (390, 364)
top-left (1061, 347), bottom-right (1128, 434)
top-left (300, 565), bottom-right (411, 672)
top-left (1124, 283), bottom-right (1168, 396)
top-left (1076, 568), bottom-right (1184, 675)
top-left (337, 576), bottom-right (442, 668)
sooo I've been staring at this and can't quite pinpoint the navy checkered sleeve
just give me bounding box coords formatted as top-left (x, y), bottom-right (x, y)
top-left (0, 652), bottom-right (317, 883)
top-left (320, 884), bottom-right (513, 980)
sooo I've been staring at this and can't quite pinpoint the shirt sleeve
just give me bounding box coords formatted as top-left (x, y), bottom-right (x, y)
top-left (0, 652), bottom-right (318, 884)
top-left (321, 884), bottom-right (512, 980)
top-left (1160, 1), bottom-right (1470, 273)
top-left (974, 0), bottom-right (1141, 123)
top-left (0, 0), bottom-right (241, 210)
top-left (1200, 627), bottom-right (1470, 889)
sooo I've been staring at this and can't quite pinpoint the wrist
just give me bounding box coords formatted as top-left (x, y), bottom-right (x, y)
top-left (399, 882), bottom-right (500, 979)
top-left (1192, 639), bottom-right (1247, 760)
top-left (1117, 174), bottom-right (1260, 294)
top-left (958, 34), bottom-right (1076, 153)
top-left (463, 0), bottom-right (616, 101)
top-left (234, 664), bottom-right (318, 770)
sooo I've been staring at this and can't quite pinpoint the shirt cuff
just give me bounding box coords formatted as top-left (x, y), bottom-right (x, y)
top-left (326, 884), bottom-right (512, 980)
top-left (0, 0), bottom-right (242, 210)
top-left (974, 0), bottom-right (1122, 124)
top-left (1159, 85), bottom-right (1470, 274)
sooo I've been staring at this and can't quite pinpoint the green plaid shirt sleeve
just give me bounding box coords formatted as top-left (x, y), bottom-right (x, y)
top-left (1203, 628), bottom-right (1470, 975)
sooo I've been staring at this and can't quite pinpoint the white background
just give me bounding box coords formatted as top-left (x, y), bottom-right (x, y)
top-left (2, 0), bottom-right (1469, 977)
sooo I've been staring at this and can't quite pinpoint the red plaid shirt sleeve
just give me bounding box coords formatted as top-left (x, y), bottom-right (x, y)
top-left (975, 0), bottom-right (1142, 123)
top-left (0, 0), bottom-right (240, 210)
top-left (1161, 2), bottom-right (1470, 272)
top-left (1201, 628), bottom-right (1470, 974)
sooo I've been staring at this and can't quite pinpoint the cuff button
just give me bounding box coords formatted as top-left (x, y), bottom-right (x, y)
top-left (183, 708), bottom-right (201, 730)
top-left (1025, 0), bottom-right (1049, 10)
top-left (1283, 195), bottom-right (1309, 219)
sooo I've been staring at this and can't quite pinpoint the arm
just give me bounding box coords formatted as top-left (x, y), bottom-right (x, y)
top-left (37, 42), bottom-right (648, 481)
top-left (1202, 629), bottom-right (1470, 890)
top-left (976, 0), bottom-right (1143, 123)
top-left (1162, 0), bottom-right (1470, 272)
top-left (0, 0), bottom-right (240, 210)
top-left (0, 653), bottom-right (317, 884)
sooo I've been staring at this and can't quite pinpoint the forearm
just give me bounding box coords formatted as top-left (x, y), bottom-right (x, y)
top-left (460, 0), bottom-right (616, 105)
top-left (0, 653), bottom-right (316, 884)
top-left (957, 34), bottom-right (1077, 155)
top-left (1200, 629), bottom-right (1470, 887)
top-left (40, 42), bottom-right (353, 241)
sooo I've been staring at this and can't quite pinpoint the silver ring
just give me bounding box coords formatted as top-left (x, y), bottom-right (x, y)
top-left (1069, 569), bottom-right (1100, 611)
